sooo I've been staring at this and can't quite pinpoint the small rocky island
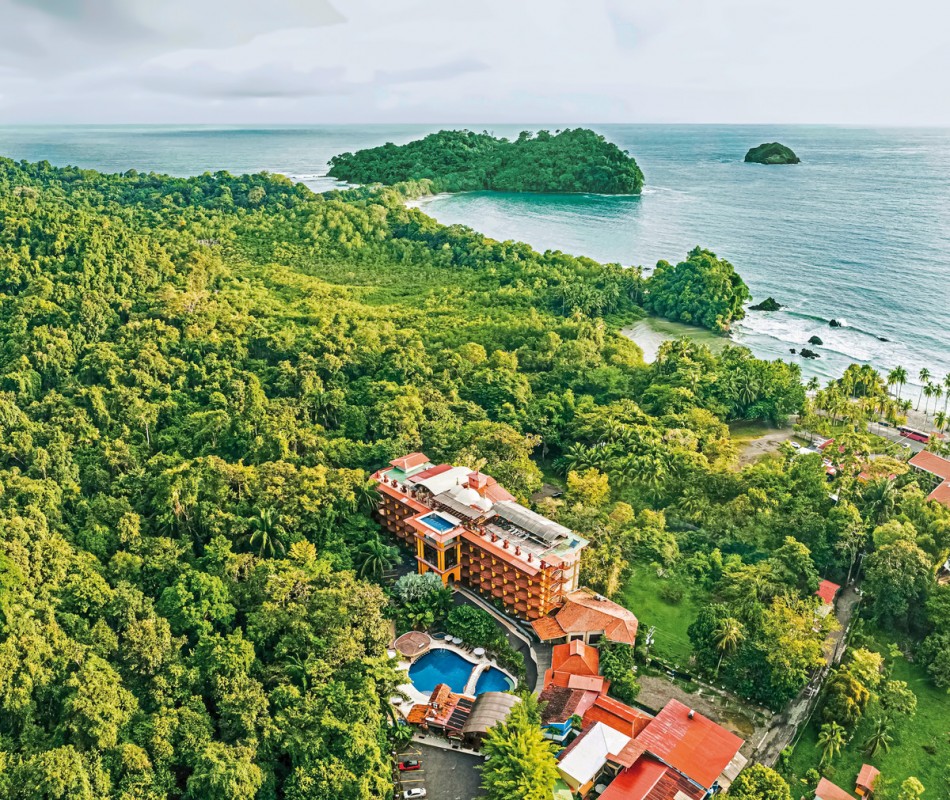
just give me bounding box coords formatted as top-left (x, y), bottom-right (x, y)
top-left (744, 142), bottom-right (800, 165)
top-left (750, 296), bottom-right (782, 311)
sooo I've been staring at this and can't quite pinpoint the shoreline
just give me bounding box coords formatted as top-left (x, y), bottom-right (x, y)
top-left (621, 317), bottom-right (729, 363)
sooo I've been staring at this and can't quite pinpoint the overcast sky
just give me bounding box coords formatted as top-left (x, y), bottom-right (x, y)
top-left (1, 0), bottom-right (948, 125)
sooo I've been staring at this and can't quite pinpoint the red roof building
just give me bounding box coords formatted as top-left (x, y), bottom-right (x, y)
top-left (583, 694), bottom-right (653, 739)
top-left (390, 452), bottom-right (431, 473)
top-left (531, 589), bottom-right (639, 646)
top-left (855, 764), bottom-right (881, 797)
top-left (598, 756), bottom-right (704, 800)
top-left (551, 640), bottom-right (600, 675)
top-left (631, 699), bottom-right (747, 792)
top-left (816, 777), bottom-right (857, 800)
top-left (909, 450), bottom-right (950, 480)
top-left (927, 480), bottom-right (950, 509)
top-left (816, 579), bottom-right (841, 607)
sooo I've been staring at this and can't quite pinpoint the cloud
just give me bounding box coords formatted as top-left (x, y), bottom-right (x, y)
top-left (0, 0), bottom-right (948, 124)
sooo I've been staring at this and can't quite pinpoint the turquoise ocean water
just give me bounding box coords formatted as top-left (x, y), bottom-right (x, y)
top-left (1, 124), bottom-right (947, 387)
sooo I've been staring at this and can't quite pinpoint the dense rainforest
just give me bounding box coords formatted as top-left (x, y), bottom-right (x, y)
top-left (328, 128), bottom-right (645, 194)
top-left (0, 153), bottom-right (946, 800)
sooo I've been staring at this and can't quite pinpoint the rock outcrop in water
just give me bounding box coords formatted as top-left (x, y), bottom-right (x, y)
top-left (829, 319), bottom-right (842, 328)
top-left (744, 142), bottom-right (800, 165)
top-left (799, 348), bottom-right (820, 359)
top-left (750, 297), bottom-right (782, 311)
top-left (808, 336), bottom-right (823, 346)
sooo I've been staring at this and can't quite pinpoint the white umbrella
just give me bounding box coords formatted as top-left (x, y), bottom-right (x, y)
top-left (473, 647), bottom-right (486, 657)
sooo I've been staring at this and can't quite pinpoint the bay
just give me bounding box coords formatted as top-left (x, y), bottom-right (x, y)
top-left (1, 123), bottom-right (947, 390)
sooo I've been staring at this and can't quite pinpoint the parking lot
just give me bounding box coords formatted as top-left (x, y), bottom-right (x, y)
top-left (395, 741), bottom-right (484, 800)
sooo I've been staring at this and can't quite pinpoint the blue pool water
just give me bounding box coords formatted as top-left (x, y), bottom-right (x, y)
top-left (408, 650), bottom-right (474, 694)
top-left (419, 513), bottom-right (456, 533)
top-left (408, 649), bottom-right (514, 696)
top-left (475, 667), bottom-right (513, 694)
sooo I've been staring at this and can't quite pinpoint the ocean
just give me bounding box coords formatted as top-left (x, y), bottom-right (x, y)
top-left (1, 124), bottom-right (947, 389)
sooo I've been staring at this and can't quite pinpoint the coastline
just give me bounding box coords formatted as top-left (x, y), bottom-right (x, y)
top-left (621, 316), bottom-right (729, 363)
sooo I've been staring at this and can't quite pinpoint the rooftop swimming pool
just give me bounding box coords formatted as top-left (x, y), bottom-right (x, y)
top-left (419, 512), bottom-right (457, 533)
top-left (408, 648), bottom-right (514, 696)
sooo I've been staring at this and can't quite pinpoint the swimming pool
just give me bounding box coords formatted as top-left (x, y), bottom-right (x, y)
top-left (408, 649), bottom-right (473, 694)
top-left (419, 512), bottom-right (457, 533)
top-left (407, 649), bottom-right (514, 696)
top-left (475, 666), bottom-right (513, 694)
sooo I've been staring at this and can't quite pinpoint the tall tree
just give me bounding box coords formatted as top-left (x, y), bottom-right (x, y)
top-left (479, 696), bottom-right (559, 800)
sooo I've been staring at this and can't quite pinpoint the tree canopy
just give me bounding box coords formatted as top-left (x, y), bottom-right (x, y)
top-left (328, 128), bottom-right (645, 194)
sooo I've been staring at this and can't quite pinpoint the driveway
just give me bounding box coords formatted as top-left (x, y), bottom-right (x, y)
top-left (396, 741), bottom-right (484, 800)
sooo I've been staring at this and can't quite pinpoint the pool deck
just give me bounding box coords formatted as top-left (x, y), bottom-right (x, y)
top-left (390, 640), bottom-right (516, 719)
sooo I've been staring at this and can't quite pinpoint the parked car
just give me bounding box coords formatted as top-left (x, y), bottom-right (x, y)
top-left (403, 790), bottom-right (427, 799)
top-left (790, 441), bottom-right (801, 449)
top-left (398, 760), bottom-right (422, 772)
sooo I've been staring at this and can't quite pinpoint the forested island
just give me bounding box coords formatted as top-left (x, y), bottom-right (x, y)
top-left (0, 154), bottom-right (946, 800)
top-left (328, 128), bottom-right (645, 194)
top-left (744, 142), bottom-right (801, 164)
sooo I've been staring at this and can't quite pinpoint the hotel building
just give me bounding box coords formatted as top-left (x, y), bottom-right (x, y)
top-left (372, 452), bottom-right (588, 620)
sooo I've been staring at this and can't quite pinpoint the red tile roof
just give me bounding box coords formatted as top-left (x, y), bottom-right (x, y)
top-left (598, 756), bottom-right (705, 800)
top-left (543, 590), bottom-right (638, 646)
top-left (391, 452), bottom-right (430, 471)
top-left (816, 579), bottom-right (841, 606)
top-left (410, 463), bottom-right (453, 482)
top-left (856, 764), bottom-right (880, 792)
top-left (583, 695), bottom-right (653, 739)
top-left (562, 674), bottom-right (608, 693)
top-left (927, 480), bottom-right (950, 508)
top-left (910, 450), bottom-right (950, 480)
top-left (816, 777), bottom-right (857, 800)
top-left (532, 616), bottom-right (567, 641)
top-left (551, 640), bottom-right (600, 677)
top-left (633, 699), bottom-right (744, 790)
top-left (406, 704), bottom-right (429, 725)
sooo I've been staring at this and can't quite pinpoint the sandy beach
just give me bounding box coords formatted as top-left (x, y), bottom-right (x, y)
top-left (620, 316), bottom-right (729, 363)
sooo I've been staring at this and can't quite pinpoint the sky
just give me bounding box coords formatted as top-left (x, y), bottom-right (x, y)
top-left (1, 0), bottom-right (949, 125)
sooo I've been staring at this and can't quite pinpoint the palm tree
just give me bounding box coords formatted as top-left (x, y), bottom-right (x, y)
top-left (863, 717), bottom-right (893, 757)
top-left (893, 366), bottom-right (908, 400)
top-left (861, 477), bottom-right (897, 526)
top-left (712, 618), bottom-right (745, 677)
top-left (241, 508), bottom-right (286, 558)
top-left (923, 383), bottom-right (936, 417)
top-left (944, 373), bottom-right (950, 416)
top-left (931, 384), bottom-right (943, 419)
top-left (806, 376), bottom-right (821, 394)
top-left (357, 534), bottom-right (399, 579)
top-left (936, 411), bottom-right (948, 433)
top-left (818, 721), bottom-right (846, 765)
top-left (916, 368), bottom-right (931, 410)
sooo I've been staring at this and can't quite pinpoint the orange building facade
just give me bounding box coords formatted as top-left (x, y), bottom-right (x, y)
top-left (373, 453), bottom-right (588, 621)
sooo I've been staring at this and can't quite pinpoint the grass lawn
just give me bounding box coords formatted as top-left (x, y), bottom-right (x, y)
top-left (618, 562), bottom-right (700, 667)
top-left (783, 630), bottom-right (950, 798)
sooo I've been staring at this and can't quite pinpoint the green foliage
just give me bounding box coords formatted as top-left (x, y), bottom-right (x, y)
top-left (329, 128), bottom-right (645, 194)
top-left (727, 763), bottom-right (792, 800)
top-left (0, 143), bottom-right (946, 798)
top-left (599, 641), bottom-right (641, 703)
top-left (479, 696), bottom-right (559, 800)
top-left (390, 572), bottom-right (452, 631)
top-left (645, 247), bottom-right (751, 332)
top-left (743, 142), bottom-right (801, 165)
top-left (445, 605), bottom-right (525, 678)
